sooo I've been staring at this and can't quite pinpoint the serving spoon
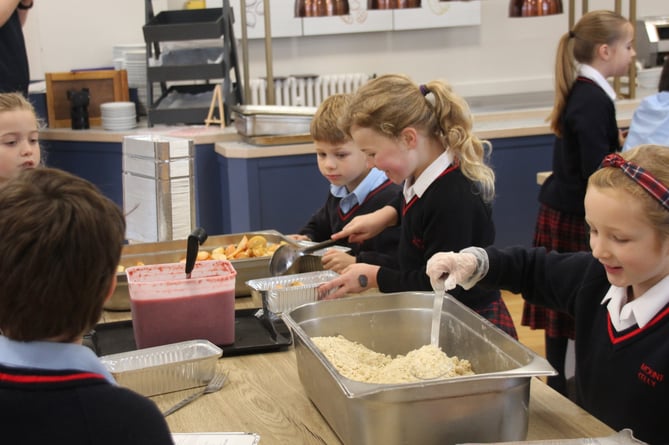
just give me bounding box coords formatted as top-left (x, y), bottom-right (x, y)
top-left (184, 227), bottom-right (208, 278)
top-left (268, 238), bottom-right (337, 276)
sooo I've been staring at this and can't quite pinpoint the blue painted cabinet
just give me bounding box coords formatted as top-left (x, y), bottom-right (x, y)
top-left (41, 133), bottom-right (554, 246)
top-left (489, 134), bottom-right (554, 248)
top-left (42, 141), bottom-right (226, 236)
top-left (216, 134), bottom-right (554, 247)
top-left (217, 153), bottom-right (329, 234)
top-left (42, 141), bottom-right (124, 208)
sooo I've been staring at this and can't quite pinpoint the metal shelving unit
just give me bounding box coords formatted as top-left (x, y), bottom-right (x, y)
top-left (143, 0), bottom-right (243, 126)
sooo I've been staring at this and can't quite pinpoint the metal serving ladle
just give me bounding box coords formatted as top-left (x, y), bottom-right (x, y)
top-left (268, 238), bottom-right (337, 276)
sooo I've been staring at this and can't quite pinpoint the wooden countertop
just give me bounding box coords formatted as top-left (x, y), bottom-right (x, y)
top-left (214, 99), bottom-right (641, 159)
top-left (101, 298), bottom-right (614, 443)
top-left (39, 99), bottom-right (641, 158)
top-left (39, 122), bottom-right (240, 145)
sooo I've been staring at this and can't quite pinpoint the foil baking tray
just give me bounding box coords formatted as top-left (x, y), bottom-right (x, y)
top-left (100, 339), bottom-right (222, 397)
top-left (246, 270), bottom-right (339, 314)
top-left (108, 230), bottom-right (298, 310)
top-left (282, 292), bottom-right (556, 445)
top-left (232, 105), bottom-right (317, 137)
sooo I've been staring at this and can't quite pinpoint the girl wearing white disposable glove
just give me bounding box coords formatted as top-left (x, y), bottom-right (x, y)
top-left (426, 145), bottom-right (669, 445)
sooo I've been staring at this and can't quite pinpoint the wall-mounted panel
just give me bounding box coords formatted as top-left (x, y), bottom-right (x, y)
top-left (302, 3), bottom-right (393, 36)
top-left (230, 0), bottom-right (302, 38)
top-left (392, 0), bottom-right (481, 31)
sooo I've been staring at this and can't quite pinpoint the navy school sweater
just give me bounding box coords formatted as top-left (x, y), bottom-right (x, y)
top-left (482, 246), bottom-right (669, 444)
top-left (0, 364), bottom-right (174, 445)
top-left (299, 179), bottom-right (402, 268)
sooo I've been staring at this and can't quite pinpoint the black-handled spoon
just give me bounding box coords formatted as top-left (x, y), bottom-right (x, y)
top-left (185, 227), bottom-right (208, 278)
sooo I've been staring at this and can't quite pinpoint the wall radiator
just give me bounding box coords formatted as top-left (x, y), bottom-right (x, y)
top-left (248, 73), bottom-right (371, 107)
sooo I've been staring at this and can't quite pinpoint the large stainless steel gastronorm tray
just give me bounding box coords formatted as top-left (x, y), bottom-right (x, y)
top-left (108, 230), bottom-right (298, 310)
top-left (232, 105), bottom-right (317, 137)
top-left (282, 292), bottom-right (556, 445)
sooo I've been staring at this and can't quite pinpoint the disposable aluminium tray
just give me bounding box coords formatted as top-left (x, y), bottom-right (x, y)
top-left (99, 339), bottom-right (222, 397)
top-left (246, 270), bottom-right (339, 315)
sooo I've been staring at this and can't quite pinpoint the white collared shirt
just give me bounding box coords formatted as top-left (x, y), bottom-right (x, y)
top-left (331, 167), bottom-right (388, 213)
top-left (579, 64), bottom-right (617, 101)
top-left (403, 150), bottom-right (454, 203)
top-left (601, 274), bottom-right (669, 331)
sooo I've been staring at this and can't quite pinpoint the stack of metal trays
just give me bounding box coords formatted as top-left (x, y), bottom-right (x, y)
top-left (232, 105), bottom-right (317, 145)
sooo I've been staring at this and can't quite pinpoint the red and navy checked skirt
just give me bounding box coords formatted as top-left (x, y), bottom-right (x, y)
top-left (521, 203), bottom-right (589, 339)
top-left (478, 297), bottom-right (518, 340)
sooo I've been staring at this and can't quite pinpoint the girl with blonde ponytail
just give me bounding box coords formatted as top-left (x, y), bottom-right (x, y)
top-left (319, 74), bottom-right (517, 338)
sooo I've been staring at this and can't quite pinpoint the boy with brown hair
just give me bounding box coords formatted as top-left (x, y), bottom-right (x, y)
top-left (294, 93), bottom-right (401, 272)
top-left (0, 167), bottom-right (173, 445)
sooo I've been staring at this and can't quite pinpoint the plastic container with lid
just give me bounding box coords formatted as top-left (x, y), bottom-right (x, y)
top-left (126, 260), bottom-right (236, 348)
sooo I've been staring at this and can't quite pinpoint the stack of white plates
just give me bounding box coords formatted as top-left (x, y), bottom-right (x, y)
top-left (124, 49), bottom-right (148, 111)
top-left (112, 43), bottom-right (145, 62)
top-left (111, 44), bottom-right (148, 114)
top-left (101, 102), bottom-right (137, 131)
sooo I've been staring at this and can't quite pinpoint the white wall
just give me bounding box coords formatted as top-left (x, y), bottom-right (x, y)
top-left (23, 0), bottom-right (667, 97)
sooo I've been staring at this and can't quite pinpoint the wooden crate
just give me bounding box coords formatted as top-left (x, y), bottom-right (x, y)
top-left (45, 70), bottom-right (129, 128)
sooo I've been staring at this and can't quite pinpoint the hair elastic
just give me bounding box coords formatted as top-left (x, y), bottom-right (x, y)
top-left (568, 30), bottom-right (575, 39)
top-left (419, 84), bottom-right (430, 96)
top-left (599, 153), bottom-right (669, 211)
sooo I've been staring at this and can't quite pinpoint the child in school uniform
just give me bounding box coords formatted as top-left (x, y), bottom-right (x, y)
top-left (524, 10), bottom-right (636, 395)
top-left (293, 93), bottom-right (401, 272)
top-left (0, 168), bottom-right (174, 445)
top-left (427, 145), bottom-right (669, 444)
top-left (0, 92), bottom-right (40, 184)
top-left (319, 74), bottom-right (517, 338)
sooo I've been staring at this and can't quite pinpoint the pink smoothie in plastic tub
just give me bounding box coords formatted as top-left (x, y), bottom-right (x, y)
top-left (126, 260), bottom-right (237, 349)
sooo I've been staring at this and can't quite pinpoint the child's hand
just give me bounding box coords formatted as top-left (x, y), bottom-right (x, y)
top-left (426, 251), bottom-right (478, 291)
top-left (321, 249), bottom-right (355, 273)
top-left (332, 206), bottom-right (397, 243)
top-left (318, 263), bottom-right (379, 299)
top-left (331, 214), bottom-right (380, 243)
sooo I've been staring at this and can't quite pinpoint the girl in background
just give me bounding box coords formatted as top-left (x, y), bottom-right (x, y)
top-left (0, 92), bottom-right (40, 184)
top-left (319, 73), bottom-right (517, 338)
top-left (427, 145), bottom-right (669, 444)
top-left (524, 10), bottom-right (635, 395)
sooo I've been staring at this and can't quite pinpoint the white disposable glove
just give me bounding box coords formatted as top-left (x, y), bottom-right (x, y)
top-left (426, 247), bottom-right (488, 291)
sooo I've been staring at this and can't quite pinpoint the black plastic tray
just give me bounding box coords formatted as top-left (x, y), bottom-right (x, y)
top-left (90, 308), bottom-right (292, 357)
top-left (148, 84), bottom-right (215, 126)
top-left (143, 8), bottom-right (225, 42)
